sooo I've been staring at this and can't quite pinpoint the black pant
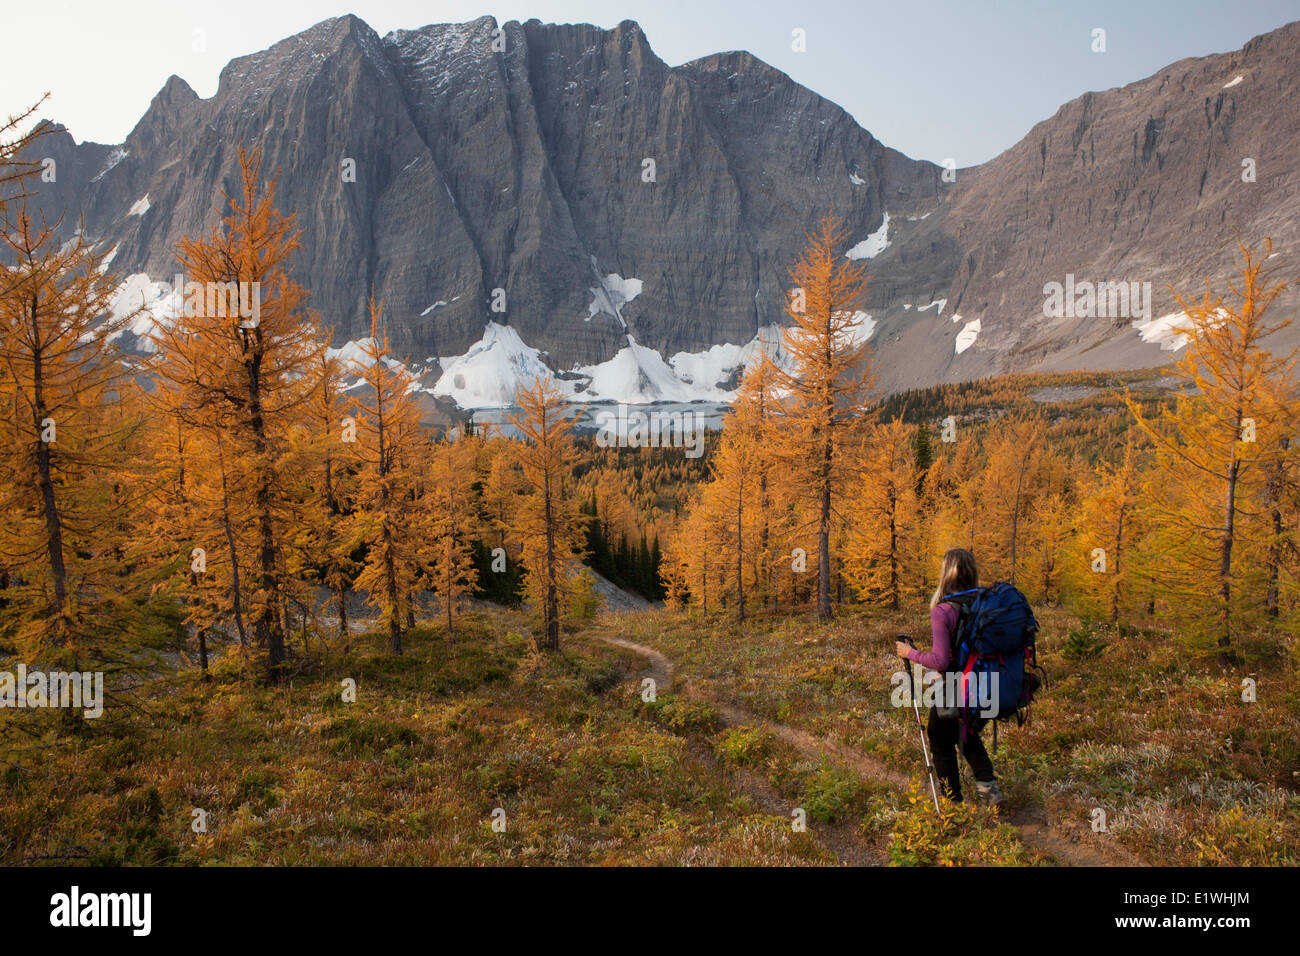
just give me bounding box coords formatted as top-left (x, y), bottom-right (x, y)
top-left (927, 708), bottom-right (994, 802)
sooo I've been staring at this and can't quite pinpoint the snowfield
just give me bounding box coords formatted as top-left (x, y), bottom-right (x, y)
top-left (845, 212), bottom-right (890, 260)
top-left (1131, 311), bottom-right (1213, 352)
top-left (666, 324), bottom-right (797, 399)
top-left (106, 273), bottom-right (181, 350)
top-left (575, 335), bottom-right (697, 404)
top-left (105, 270), bottom-right (867, 412)
top-left (586, 269), bottom-right (642, 324)
top-left (410, 320), bottom-right (805, 410)
top-left (98, 243), bottom-right (120, 273)
top-left (955, 317), bottom-right (980, 354)
top-left (325, 338), bottom-right (409, 374)
top-left (431, 322), bottom-right (559, 408)
top-left (845, 310), bottom-right (875, 346)
top-left (667, 340), bottom-right (746, 396)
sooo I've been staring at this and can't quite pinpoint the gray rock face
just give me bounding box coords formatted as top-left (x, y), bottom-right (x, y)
top-left (23, 14), bottom-right (942, 370)
top-left (878, 17), bottom-right (1300, 391)
top-left (19, 15), bottom-right (1300, 393)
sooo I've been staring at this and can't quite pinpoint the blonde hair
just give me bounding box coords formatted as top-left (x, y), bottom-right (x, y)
top-left (930, 548), bottom-right (978, 608)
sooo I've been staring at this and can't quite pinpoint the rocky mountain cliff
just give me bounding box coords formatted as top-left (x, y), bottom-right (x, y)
top-left (20, 14), bottom-right (1300, 402)
top-left (877, 17), bottom-right (1300, 391)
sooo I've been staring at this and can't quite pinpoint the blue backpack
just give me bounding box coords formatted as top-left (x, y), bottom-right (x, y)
top-left (943, 583), bottom-right (1045, 747)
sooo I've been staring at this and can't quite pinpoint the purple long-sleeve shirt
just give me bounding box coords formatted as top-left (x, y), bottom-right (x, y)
top-left (907, 602), bottom-right (959, 670)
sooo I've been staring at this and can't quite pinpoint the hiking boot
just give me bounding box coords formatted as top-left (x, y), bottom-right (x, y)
top-left (975, 779), bottom-right (1006, 808)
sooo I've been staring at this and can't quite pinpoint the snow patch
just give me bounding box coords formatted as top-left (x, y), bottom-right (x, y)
top-left (845, 310), bottom-right (875, 346)
top-left (432, 322), bottom-right (560, 409)
top-left (849, 171), bottom-right (866, 186)
top-left (328, 338), bottom-right (380, 371)
top-left (98, 243), bottom-right (120, 274)
top-left (668, 341), bottom-right (745, 395)
top-left (667, 324), bottom-right (800, 400)
top-left (106, 273), bottom-right (181, 350)
top-left (91, 148), bottom-right (127, 182)
top-left (576, 335), bottom-right (696, 404)
top-left (587, 268), bottom-right (642, 323)
top-left (955, 318), bottom-right (981, 355)
top-left (1130, 310), bottom-right (1221, 352)
top-left (916, 298), bottom-right (947, 316)
top-left (738, 324), bottom-right (797, 377)
top-left (1223, 74), bottom-right (1244, 89)
top-left (127, 194), bottom-right (151, 217)
top-left (419, 300), bottom-right (448, 316)
top-left (845, 212), bottom-right (890, 260)
top-left (324, 341), bottom-right (412, 394)
top-left (407, 313), bottom-right (867, 412)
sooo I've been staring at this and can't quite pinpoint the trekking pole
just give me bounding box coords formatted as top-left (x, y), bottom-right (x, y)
top-left (900, 636), bottom-right (943, 818)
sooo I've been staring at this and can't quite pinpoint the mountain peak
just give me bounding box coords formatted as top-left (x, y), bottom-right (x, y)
top-left (386, 15), bottom-right (499, 44)
top-left (215, 13), bottom-right (387, 97)
top-left (154, 75), bottom-right (198, 109)
top-left (21, 13), bottom-right (1300, 396)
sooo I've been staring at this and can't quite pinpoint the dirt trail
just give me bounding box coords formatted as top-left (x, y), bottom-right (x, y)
top-left (596, 630), bottom-right (1145, 868)
top-left (599, 635), bottom-right (675, 693)
top-left (595, 626), bottom-right (882, 864)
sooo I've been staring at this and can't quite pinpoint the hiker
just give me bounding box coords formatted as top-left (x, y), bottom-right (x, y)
top-left (895, 547), bottom-right (1006, 807)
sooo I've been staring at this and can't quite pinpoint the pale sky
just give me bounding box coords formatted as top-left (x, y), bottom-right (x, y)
top-left (5, 0), bottom-right (1300, 165)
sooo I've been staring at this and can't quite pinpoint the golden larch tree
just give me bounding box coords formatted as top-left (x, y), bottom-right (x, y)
top-left (0, 185), bottom-right (151, 659)
top-left (771, 214), bottom-right (875, 619)
top-left (293, 342), bottom-right (358, 644)
top-left (508, 376), bottom-right (586, 649)
top-left (1074, 436), bottom-right (1144, 624)
top-left (1129, 240), bottom-right (1295, 661)
top-left (978, 417), bottom-right (1047, 586)
top-left (699, 425), bottom-right (757, 620)
top-left (844, 417), bottom-right (917, 610)
top-left (732, 356), bottom-right (780, 605)
top-left (148, 147), bottom-right (321, 681)
top-left (347, 298), bottom-right (426, 655)
top-left (426, 427), bottom-right (479, 635)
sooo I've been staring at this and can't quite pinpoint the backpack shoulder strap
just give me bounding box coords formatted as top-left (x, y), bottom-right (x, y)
top-left (942, 589), bottom-right (979, 617)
